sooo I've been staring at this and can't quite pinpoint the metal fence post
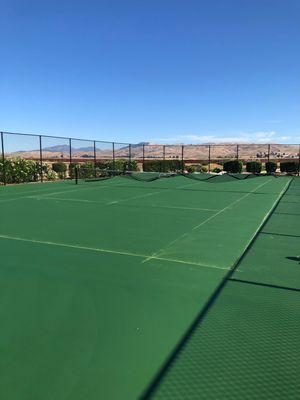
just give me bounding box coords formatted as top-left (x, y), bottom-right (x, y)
top-left (298, 144), bottom-right (300, 176)
top-left (163, 145), bottom-right (165, 172)
top-left (39, 135), bottom-right (43, 182)
top-left (69, 138), bottom-right (72, 179)
top-left (129, 144), bottom-right (132, 164)
top-left (113, 142), bottom-right (115, 169)
top-left (208, 145), bottom-right (211, 172)
top-left (93, 141), bottom-right (97, 177)
top-left (142, 144), bottom-right (145, 171)
top-left (236, 144), bottom-right (239, 160)
top-left (69, 138), bottom-right (72, 164)
top-left (93, 141), bottom-right (97, 163)
top-left (1, 132), bottom-right (6, 185)
top-left (181, 145), bottom-right (184, 173)
top-left (267, 144), bottom-right (270, 163)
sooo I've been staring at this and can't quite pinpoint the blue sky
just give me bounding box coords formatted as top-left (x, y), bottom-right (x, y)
top-left (1, 0), bottom-right (300, 144)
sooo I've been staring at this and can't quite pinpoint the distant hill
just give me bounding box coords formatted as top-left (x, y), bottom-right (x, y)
top-left (7, 142), bottom-right (299, 161)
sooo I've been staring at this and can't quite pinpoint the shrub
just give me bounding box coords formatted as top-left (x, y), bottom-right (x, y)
top-left (94, 160), bottom-right (138, 172)
top-left (186, 165), bottom-right (196, 173)
top-left (143, 160), bottom-right (184, 172)
top-left (212, 167), bottom-right (222, 173)
top-left (186, 164), bottom-right (204, 173)
top-left (52, 162), bottom-right (67, 178)
top-left (69, 163), bottom-right (79, 179)
top-left (223, 160), bottom-right (242, 173)
top-left (0, 158), bottom-right (48, 184)
top-left (46, 170), bottom-right (58, 180)
top-left (265, 161), bottom-right (277, 174)
top-left (246, 161), bottom-right (262, 174)
top-left (78, 162), bottom-right (95, 179)
top-left (280, 161), bottom-right (299, 174)
top-left (202, 166), bottom-right (208, 172)
top-left (124, 160), bottom-right (138, 171)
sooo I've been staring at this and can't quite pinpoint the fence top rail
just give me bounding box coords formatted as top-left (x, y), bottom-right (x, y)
top-left (1, 131), bottom-right (131, 146)
top-left (1, 130), bottom-right (299, 147)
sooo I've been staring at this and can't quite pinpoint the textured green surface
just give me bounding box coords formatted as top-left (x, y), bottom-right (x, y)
top-left (276, 201), bottom-right (300, 215)
top-left (0, 176), bottom-right (292, 399)
top-left (151, 281), bottom-right (300, 400)
top-left (235, 233), bottom-right (300, 289)
top-left (234, 178), bottom-right (300, 289)
top-left (262, 212), bottom-right (300, 236)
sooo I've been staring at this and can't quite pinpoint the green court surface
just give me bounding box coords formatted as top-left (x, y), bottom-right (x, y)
top-left (0, 175), bottom-right (299, 399)
top-left (150, 281), bottom-right (300, 400)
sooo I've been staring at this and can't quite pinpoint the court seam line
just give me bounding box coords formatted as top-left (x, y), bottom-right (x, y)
top-left (28, 195), bottom-right (219, 212)
top-left (0, 233), bottom-right (229, 271)
top-left (142, 178), bottom-right (273, 264)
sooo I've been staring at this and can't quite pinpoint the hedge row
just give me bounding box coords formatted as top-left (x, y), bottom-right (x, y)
top-left (1, 158), bottom-right (299, 184)
top-left (69, 160), bottom-right (139, 179)
top-left (143, 160), bottom-right (184, 172)
top-left (0, 158), bottom-right (57, 184)
top-left (222, 160), bottom-right (299, 174)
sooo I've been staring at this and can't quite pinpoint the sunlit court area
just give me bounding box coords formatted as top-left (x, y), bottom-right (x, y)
top-left (1, 0), bottom-right (300, 398)
top-left (1, 165), bottom-right (300, 399)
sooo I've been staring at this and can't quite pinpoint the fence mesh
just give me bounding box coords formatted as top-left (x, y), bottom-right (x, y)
top-left (3, 132), bottom-right (40, 160)
top-left (1, 131), bottom-right (299, 185)
top-left (71, 139), bottom-right (95, 162)
top-left (96, 141), bottom-right (114, 161)
top-left (41, 136), bottom-right (70, 163)
top-left (114, 143), bottom-right (130, 159)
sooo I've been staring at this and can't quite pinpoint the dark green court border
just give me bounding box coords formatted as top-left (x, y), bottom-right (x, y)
top-left (141, 176), bottom-right (293, 399)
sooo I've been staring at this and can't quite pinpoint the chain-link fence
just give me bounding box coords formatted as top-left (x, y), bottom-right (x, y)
top-left (1, 131), bottom-right (299, 184)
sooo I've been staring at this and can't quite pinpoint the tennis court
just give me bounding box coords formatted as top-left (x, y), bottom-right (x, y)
top-left (0, 174), bottom-right (298, 399)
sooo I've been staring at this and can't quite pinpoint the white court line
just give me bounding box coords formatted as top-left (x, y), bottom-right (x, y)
top-left (0, 182), bottom-right (133, 203)
top-left (0, 187), bottom-right (72, 202)
top-left (142, 179), bottom-right (273, 264)
top-left (106, 190), bottom-right (163, 205)
top-left (25, 195), bottom-right (219, 212)
top-left (177, 180), bottom-right (208, 189)
top-left (0, 234), bottom-right (228, 271)
top-left (0, 184), bottom-right (92, 203)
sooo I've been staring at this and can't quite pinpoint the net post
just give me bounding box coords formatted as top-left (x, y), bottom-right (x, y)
top-left (1, 131), bottom-right (6, 185)
top-left (181, 145), bottom-right (184, 173)
top-left (39, 135), bottom-right (43, 182)
top-left (75, 165), bottom-right (78, 185)
top-left (208, 145), bottom-right (211, 172)
top-left (69, 138), bottom-right (72, 179)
